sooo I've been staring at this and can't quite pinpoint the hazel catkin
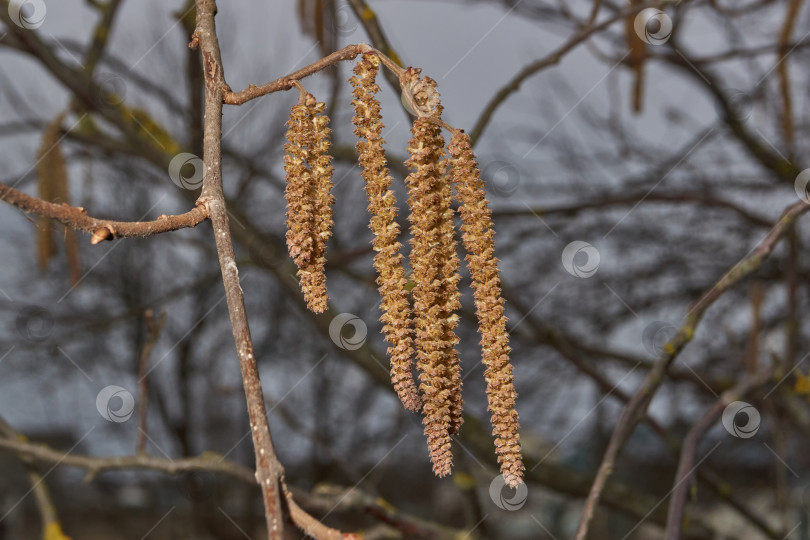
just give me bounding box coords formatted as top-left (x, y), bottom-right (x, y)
top-left (351, 53), bottom-right (421, 412)
top-left (283, 93), bottom-right (334, 313)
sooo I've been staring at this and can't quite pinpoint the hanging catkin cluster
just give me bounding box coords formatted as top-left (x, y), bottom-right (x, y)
top-left (281, 52), bottom-right (523, 487)
top-left (405, 115), bottom-right (462, 477)
top-left (448, 131), bottom-right (524, 487)
top-left (350, 54), bottom-right (421, 412)
top-left (283, 92), bottom-right (334, 313)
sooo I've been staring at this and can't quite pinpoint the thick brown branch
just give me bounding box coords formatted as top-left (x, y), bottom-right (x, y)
top-left (193, 2), bottom-right (342, 539)
top-left (0, 182), bottom-right (209, 240)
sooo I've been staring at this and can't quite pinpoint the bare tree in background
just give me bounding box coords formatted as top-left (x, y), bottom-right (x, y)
top-left (1, 0), bottom-right (810, 539)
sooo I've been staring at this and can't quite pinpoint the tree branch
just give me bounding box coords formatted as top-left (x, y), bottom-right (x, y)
top-left (192, 2), bottom-right (342, 538)
top-left (575, 200), bottom-right (810, 540)
top-left (0, 181), bottom-right (209, 241)
top-left (223, 44), bottom-right (372, 105)
top-left (664, 370), bottom-right (774, 539)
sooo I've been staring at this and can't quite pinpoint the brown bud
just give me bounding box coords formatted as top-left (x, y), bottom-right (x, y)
top-left (90, 227), bottom-right (112, 245)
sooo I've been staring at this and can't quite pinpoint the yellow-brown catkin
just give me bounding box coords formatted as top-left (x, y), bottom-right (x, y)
top-left (406, 115), bottom-right (460, 478)
top-left (350, 53), bottom-right (421, 412)
top-left (448, 131), bottom-right (524, 487)
top-left (283, 93), bottom-right (334, 313)
top-left (36, 113), bottom-right (81, 285)
top-left (436, 163), bottom-right (463, 436)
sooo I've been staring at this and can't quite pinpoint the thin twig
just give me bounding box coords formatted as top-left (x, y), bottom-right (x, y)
top-left (224, 44), bottom-right (372, 105)
top-left (575, 200), bottom-right (810, 540)
top-left (468, 0), bottom-right (684, 145)
top-left (0, 432), bottom-right (255, 482)
top-left (0, 181), bottom-right (209, 241)
top-left (492, 189), bottom-right (773, 227)
top-left (346, 0), bottom-right (403, 92)
top-left (776, 0), bottom-right (803, 152)
top-left (0, 417), bottom-right (70, 538)
top-left (505, 289), bottom-right (781, 539)
top-left (664, 370), bottom-right (773, 539)
top-left (136, 309), bottom-right (167, 455)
